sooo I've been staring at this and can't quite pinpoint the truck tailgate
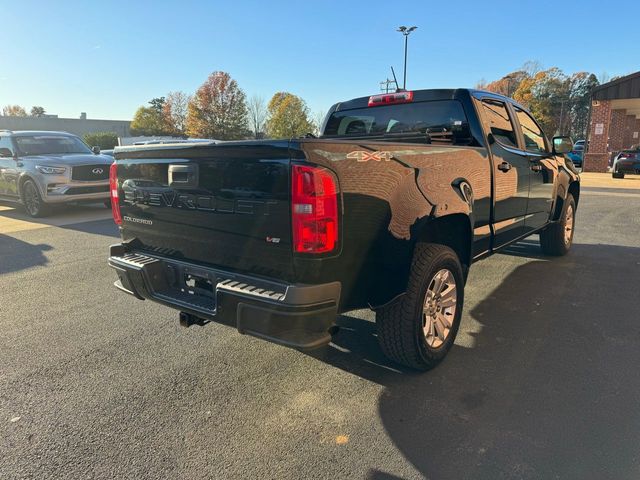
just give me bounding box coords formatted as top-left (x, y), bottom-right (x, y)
top-left (114, 142), bottom-right (294, 280)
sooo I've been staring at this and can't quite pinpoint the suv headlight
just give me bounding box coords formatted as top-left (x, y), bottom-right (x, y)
top-left (36, 165), bottom-right (66, 174)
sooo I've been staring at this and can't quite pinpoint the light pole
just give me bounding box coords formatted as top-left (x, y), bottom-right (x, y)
top-left (397, 26), bottom-right (417, 90)
top-left (504, 74), bottom-right (514, 97)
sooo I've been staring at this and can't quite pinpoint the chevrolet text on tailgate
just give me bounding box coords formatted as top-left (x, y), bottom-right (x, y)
top-left (108, 88), bottom-right (580, 370)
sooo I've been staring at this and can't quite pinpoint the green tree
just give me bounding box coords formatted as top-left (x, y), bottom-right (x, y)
top-left (130, 106), bottom-right (163, 136)
top-left (484, 70), bottom-right (528, 97)
top-left (84, 132), bottom-right (119, 149)
top-left (266, 92), bottom-right (313, 139)
top-left (186, 71), bottom-right (248, 140)
top-left (513, 68), bottom-right (568, 136)
top-left (149, 97), bottom-right (165, 114)
top-left (130, 97), bottom-right (174, 136)
top-left (30, 106), bottom-right (46, 117)
top-left (481, 63), bottom-right (598, 140)
top-left (567, 72), bottom-right (599, 139)
top-left (2, 105), bottom-right (27, 116)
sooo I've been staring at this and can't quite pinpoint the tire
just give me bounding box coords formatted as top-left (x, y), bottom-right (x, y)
top-left (539, 193), bottom-right (576, 256)
top-left (376, 243), bottom-right (464, 371)
top-left (612, 172), bottom-right (625, 179)
top-left (21, 179), bottom-right (50, 217)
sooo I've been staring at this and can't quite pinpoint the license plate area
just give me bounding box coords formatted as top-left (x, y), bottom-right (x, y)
top-left (160, 262), bottom-right (217, 311)
top-left (178, 268), bottom-right (217, 298)
top-left (183, 272), bottom-right (214, 296)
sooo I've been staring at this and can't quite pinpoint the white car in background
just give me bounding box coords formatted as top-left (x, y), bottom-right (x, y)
top-left (0, 130), bottom-right (113, 217)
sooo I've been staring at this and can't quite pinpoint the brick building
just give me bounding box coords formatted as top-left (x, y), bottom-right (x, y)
top-left (584, 71), bottom-right (640, 172)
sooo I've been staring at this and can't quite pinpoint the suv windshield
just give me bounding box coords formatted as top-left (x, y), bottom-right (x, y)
top-left (14, 135), bottom-right (92, 156)
top-left (322, 100), bottom-right (477, 146)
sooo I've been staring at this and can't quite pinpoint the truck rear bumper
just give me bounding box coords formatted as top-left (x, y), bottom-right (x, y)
top-left (108, 244), bottom-right (341, 350)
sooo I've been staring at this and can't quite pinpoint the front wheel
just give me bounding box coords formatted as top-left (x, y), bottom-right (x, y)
top-left (612, 171), bottom-right (625, 179)
top-left (21, 179), bottom-right (49, 218)
top-left (539, 193), bottom-right (576, 256)
top-left (376, 243), bottom-right (464, 371)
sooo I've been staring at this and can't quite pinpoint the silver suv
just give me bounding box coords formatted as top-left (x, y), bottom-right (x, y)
top-left (0, 130), bottom-right (113, 217)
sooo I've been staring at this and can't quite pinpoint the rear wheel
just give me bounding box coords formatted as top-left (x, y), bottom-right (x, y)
top-left (21, 179), bottom-right (49, 217)
top-left (612, 171), bottom-right (625, 179)
top-left (376, 243), bottom-right (464, 371)
top-left (540, 193), bottom-right (575, 256)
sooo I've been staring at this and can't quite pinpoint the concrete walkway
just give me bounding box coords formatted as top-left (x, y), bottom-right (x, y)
top-left (580, 172), bottom-right (640, 190)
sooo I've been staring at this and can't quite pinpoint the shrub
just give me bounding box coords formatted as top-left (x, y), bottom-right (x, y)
top-left (84, 132), bottom-right (118, 150)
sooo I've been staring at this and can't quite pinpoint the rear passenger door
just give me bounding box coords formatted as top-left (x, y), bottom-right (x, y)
top-left (478, 98), bottom-right (530, 248)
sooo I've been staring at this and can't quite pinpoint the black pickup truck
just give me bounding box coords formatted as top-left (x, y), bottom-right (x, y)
top-left (108, 89), bottom-right (579, 370)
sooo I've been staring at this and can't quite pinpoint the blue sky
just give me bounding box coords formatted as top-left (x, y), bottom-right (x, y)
top-left (1, 0), bottom-right (637, 120)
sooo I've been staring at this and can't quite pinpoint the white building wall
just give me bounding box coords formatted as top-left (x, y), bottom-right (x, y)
top-left (0, 116), bottom-right (131, 137)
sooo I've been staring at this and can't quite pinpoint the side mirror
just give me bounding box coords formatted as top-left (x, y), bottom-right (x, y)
top-left (0, 147), bottom-right (14, 158)
top-left (552, 136), bottom-right (573, 155)
top-left (92, 145), bottom-right (101, 154)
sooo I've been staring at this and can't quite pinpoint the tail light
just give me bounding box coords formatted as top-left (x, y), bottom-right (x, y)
top-left (619, 153), bottom-right (631, 159)
top-left (291, 165), bottom-right (339, 254)
top-left (109, 162), bottom-right (122, 225)
top-left (368, 91), bottom-right (413, 107)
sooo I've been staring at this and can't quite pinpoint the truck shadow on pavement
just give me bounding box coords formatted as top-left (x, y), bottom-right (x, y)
top-left (313, 242), bottom-right (640, 479)
top-left (0, 234), bottom-right (53, 274)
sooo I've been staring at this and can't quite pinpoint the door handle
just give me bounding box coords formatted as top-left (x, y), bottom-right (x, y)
top-left (531, 165), bottom-right (542, 172)
top-left (497, 162), bottom-right (512, 172)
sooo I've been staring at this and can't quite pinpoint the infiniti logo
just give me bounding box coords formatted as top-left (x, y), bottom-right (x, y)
top-left (92, 167), bottom-right (104, 174)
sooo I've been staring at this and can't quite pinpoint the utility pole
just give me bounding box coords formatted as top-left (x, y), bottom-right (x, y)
top-left (397, 26), bottom-right (417, 90)
top-left (379, 78), bottom-right (395, 93)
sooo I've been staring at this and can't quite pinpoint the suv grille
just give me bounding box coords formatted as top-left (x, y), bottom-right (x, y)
top-left (72, 164), bottom-right (109, 181)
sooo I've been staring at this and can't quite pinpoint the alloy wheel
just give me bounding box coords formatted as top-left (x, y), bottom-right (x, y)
top-left (564, 204), bottom-right (574, 246)
top-left (24, 182), bottom-right (40, 216)
top-left (422, 268), bottom-right (457, 348)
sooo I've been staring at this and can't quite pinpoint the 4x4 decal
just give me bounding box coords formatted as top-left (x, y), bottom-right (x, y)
top-left (346, 150), bottom-right (393, 162)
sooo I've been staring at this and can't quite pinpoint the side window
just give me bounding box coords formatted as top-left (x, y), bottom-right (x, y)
top-left (514, 108), bottom-right (548, 153)
top-left (480, 99), bottom-right (518, 148)
top-left (0, 136), bottom-right (14, 154)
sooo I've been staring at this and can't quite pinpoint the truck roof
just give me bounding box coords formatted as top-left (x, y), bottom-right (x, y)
top-left (331, 88), bottom-right (519, 112)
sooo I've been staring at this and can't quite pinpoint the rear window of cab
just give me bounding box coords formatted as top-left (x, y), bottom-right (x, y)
top-left (323, 100), bottom-right (478, 146)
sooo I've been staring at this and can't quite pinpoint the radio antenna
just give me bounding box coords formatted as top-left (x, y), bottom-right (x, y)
top-left (390, 66), bottom-right (401, 91)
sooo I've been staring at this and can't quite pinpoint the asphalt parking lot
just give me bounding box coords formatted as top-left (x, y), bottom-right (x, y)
top-left (1, 177), bottom-right (640, 480)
